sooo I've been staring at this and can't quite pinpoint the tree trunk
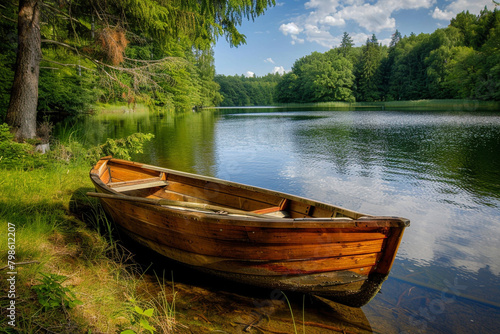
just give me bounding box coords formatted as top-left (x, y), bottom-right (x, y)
top-left (5, 0), bottom-right (42, 140)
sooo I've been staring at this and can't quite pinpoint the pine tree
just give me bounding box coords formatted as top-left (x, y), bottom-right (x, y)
top-left (390, 30), bottom-right (402, 48)
top-left (340, 32), bottom-right (354, 56)
top-left (356, 34), bottom-right (382, 101)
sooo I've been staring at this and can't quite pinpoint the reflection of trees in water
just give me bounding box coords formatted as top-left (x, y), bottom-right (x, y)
top-left (58, 111), bottom-right (218, 175)
top-left (295, 115), bottom-right (500, 203)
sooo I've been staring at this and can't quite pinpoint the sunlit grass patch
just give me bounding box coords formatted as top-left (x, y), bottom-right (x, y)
top-left (0, 136), bottom-right (176, 333)
top-left (282, 99), bottom-right (500, 112)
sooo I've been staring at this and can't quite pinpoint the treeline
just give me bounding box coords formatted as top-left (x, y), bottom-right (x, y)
top-left (279, 8), bottom-right (499, 103)
top-left (214, 73), bottom-right (281, 106)
top-left (216, 8), bottom-right (499, 106)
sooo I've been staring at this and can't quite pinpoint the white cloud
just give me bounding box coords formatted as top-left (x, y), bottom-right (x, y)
top-left (379, 37), bottom-right (392, 46)
top-left (319, 13), bottom-right (346, 27)
top-left (304, 24), bottom-right (338, 48)
top-left (279, 22), bottom-right (305, 45)
top-left (432, 7), bottom-right (454, 21)
top-left (272, 66), bottom-right (287, 75)
top-left (244, 71), bottom-right (255, 78)
top-left (350, 32), bottom-right (371, 47)
top-left (431, 0), bottom-right (492, 21)
top-left (279, 0), bottom-right (438, 47)
top-left (264, 57), bottom-right (275, 64)
top-left (279, 22), bottom-right (302, 36)
top-left (339, 4), bottom-right (396, 32)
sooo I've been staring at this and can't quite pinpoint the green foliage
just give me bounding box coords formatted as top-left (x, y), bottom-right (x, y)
top-left (0, 123), bottom-right (43, 169)
top-left (98, 133), bottom-right (155, 160)
top-left (0, 0), bottom-right (275, 123)
top-left (0, 52), bottom-right (14, 121)
top-left (274, 8), bottom-right (500, 103)
top-left (1, 121), bottom-right (155, 170)
top-left (215, 73), bottom-right (281, 106)
top-left (31, 273), bottom-right (83, 311)
top-left (276, 50), bottom-right (355, 103)
top-left (121, 302), bottom-right (156, 334)
top-left (340, 32), bottom-right (354, 56)
top-left (355, 35), bottom-right (384, 101)
top-left (38, 64), bottom-right (99, 115)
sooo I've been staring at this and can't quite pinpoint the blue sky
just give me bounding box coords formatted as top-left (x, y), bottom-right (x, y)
top-left (213, 0), bottom-right (495, 77)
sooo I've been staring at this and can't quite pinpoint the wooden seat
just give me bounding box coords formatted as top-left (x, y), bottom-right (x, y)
top-left (109, 179), bottom-right (169, 192)
top-left (253, 198), bottom-right (289, 216)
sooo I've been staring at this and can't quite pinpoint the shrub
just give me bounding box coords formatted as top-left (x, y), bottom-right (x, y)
top-left (0, 123), bottom-right (42, 168)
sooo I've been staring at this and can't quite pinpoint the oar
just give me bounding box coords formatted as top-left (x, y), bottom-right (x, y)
top-left (86, 192), bottom-right (270, 219)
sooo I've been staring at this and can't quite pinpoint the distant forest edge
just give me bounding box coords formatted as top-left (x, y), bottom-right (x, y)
top-left (216, 8), bottom-right (499, 107)
top-left (0, 7), bottom-right (498, 122)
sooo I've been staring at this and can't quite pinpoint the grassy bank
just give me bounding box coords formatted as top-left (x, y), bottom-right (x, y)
top-left (0, 128), bottom-right (178, 333)
top-left (0, 130), bottom-right (316, 334)
top-left (279, 99), bottom-right (500, 111)
top-left (94, 103), bottom-right (151, 115)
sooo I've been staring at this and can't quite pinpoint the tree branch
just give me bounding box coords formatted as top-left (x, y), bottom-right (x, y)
top-left (41, 39), bottom-right (79, 52)
top-left (1, 13), bottom-right (16, 23)
top-left (41, 58), bottom-right (94, 71)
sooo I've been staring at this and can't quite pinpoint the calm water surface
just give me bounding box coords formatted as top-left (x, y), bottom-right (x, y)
top-left (64, 107), bottom-right (500, 333)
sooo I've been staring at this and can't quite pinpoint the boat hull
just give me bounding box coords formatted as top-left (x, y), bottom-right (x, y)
top-left (90, 157), bottom-right (409, 307)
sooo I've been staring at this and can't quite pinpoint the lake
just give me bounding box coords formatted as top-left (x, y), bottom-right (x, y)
top-left (63, 106), bottom-right (500, 333)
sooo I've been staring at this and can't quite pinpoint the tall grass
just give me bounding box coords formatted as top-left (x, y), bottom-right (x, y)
top-left (280, 99), bottom-right (500, 111)
top-left (0, 130), bottom-right (176, 333)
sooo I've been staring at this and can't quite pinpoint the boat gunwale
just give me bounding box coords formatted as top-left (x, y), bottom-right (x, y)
top-left (89, 157), bottom-right (410, 229)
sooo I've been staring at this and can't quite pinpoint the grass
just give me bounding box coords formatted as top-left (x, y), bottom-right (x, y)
top-left (94, 102), bottom-right (150, 114)
top-left (279, 99), bottom-right (500, 111)
top-left (0, 134), bottom-right (176, 333)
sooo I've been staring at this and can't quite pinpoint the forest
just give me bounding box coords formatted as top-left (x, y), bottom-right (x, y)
top-left (0, 0), bottom-right (275, 140)
top-left (214, 72), bottom-right (281, 106)
top-left (0, 4), bottom-right (498, 135)
top-left (216, 8), bottom-right (499, 105)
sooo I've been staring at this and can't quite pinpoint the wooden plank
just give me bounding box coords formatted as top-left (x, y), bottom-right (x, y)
top-left (108, 177), bottom-right (161, 187)
top-left (100, 196), bottom-right (390, 244)
top-left (113, 180), bottom-right (169, 192)
top-left (165, 181), bottom-right (276, 211)
top-left (374, 227), bottom-right (406, 274)
top-left (252, 198), bottom-right (290, 214)
top-left (101, 168), bottom-right (111, 184)
top-left (167, 173), bottom-right (281, 205)
top-left (88, 192), bottom-right (269, 218)
top-left (108, 163), bottom-right (159, 182)
top-left (91, 159), bottom-right (108, 176)
top-left (159, 189), bottom-right (203, 203)
top-left (252, 206), bottom-right (281, 214)
top-left (100, 202), bottom-right (387, 260)
top-left (121, 231), bottom-right (378, 286)
top-left (203, 253), bottom-right (382, 276)
top-left (119, 232), bottom-right (380, 276)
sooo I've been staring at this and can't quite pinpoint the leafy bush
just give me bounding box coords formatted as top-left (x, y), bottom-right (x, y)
top-left (1, 122), bottom-right (154, 169)
top-left (121, 304), bottom-right (156, 334)
top-left (97, 133), bottom-right (155, 160)
top-left (32, 273), bottom-right (83, 310)
top-left (38, 66), bottom-right (99, 115)
top-left (49, 132), bottom-right (155, 164)
top-left (0, 52), bottom-right (15, 121)
top-left (0, 123), bottom-right (43, 168)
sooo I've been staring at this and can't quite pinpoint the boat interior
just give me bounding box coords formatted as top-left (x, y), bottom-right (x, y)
top-left (95, 158), bottom-right (365, 220)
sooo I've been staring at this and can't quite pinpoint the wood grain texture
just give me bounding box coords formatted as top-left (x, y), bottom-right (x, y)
top-left (89, 157), bottom-right (410, 307)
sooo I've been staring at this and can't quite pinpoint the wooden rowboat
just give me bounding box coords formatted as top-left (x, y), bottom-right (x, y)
top-left (89, 157), bottom-right (409, 307)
